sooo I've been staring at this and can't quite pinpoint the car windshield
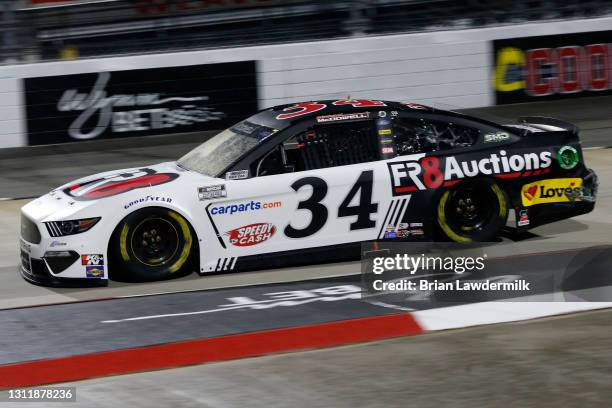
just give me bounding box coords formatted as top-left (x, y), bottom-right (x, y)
top-left (178, 120), bottom-right (277, 177)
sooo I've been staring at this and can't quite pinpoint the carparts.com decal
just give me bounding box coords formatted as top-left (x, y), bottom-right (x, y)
top-left (388, 150), bottom-right (552, 195)
top-left (521, 178), bottom-right (583, 207)
top-left (211, 200), bottom-right (282, 215)
top-left (226, 223), bottom-right (276, 247)
top-left (64, 168), bottom-right (178, 200)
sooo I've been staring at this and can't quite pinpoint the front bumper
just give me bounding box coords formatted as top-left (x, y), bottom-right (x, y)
top-left (20, 258), bottom-right (107, 288)
top-left (19, 205), bottom-right (109, 288)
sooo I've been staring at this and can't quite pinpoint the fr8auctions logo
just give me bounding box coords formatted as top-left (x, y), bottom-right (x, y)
top-left (388, 150), bottom-right (553, 195)
top-left (387, 156), bottom-right (444, 194)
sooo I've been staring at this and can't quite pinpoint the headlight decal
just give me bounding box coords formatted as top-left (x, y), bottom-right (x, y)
top-left (45, 218), bottom-right (101, 237)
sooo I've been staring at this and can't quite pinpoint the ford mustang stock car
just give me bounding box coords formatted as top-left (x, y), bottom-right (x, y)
top-left (19, 99), bottom-right (597, 287)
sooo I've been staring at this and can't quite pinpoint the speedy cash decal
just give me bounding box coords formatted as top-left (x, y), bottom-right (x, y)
top-left (388, 150), bottom-right (552, 194)
top-left (521, 178), bottom-right (584, 207)
top-left (226, 223), bottom-right (276, 246)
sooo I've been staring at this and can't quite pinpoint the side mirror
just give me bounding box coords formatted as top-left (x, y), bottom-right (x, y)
top-left (283, 164), bottom-right (295, 173)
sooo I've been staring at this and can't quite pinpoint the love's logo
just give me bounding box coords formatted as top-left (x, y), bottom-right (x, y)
top-left (521, 178), bottom-right (583, 207)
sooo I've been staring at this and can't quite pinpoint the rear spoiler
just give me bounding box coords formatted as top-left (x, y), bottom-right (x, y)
top-left (517, 116), bottom-right (579, 135)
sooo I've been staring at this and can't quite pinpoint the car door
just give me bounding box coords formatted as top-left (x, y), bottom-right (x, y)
top-left (207, 115), bottom-right (398, 258)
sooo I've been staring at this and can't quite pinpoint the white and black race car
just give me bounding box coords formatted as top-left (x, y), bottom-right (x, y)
top-left (20, 99), bottom-right (597, 287)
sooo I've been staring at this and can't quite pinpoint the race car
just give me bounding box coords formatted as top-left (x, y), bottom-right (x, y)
top-left (20, 99), bottom-right (597, 287)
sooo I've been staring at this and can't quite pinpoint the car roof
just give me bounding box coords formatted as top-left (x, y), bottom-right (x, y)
top-left (269, 99), bottom-right (432, 117)
top-left (248, 99), bottom-right (430, 128)
top-left (247, 99), bottom-right (505, 131)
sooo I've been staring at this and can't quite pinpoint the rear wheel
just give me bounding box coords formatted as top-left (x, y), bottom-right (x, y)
top-left (436, 179), bottom-right (508, 242)
top-left (110, 208), bottom-right (195, 282)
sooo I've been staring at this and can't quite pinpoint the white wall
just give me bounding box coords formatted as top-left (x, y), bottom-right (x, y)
top-left (1, 16), bottom-right (611, 148)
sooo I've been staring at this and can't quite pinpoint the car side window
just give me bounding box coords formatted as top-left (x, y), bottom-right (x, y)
top-left (255, 120), bottom-right (380, 176)
top-left (393, 117), bottom-right (480, 155)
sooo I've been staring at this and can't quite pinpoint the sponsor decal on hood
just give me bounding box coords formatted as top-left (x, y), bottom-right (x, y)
top-left (226, 223), bottom-right (276, 247)
top-left (63, 168), bottom-right (178, 200)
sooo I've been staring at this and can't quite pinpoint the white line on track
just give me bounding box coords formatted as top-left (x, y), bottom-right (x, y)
top-left (116, 271), bottom-right (362, 299)
top-left (101, 293), bottom-right (363, 323)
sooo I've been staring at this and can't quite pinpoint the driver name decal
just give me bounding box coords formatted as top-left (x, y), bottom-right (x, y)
top-left (226, 223), bottom-right (276, 246)
top-left (63, 168), bottom-right (178, 200)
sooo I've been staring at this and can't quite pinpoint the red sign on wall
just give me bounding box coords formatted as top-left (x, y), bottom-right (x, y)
top-left (493, 30), bottom-right (612, 104)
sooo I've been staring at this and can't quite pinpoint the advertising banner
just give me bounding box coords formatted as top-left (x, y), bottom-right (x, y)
top-left (24, 61), bottom-right (258, 145)
top-left (493, 30), bottom-right (612, 104)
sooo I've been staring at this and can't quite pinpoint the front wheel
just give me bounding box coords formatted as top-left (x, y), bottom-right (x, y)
top-left (436, 180), bottom-right (508, 242)
top-left (109, 208), bottom-right (195, 282)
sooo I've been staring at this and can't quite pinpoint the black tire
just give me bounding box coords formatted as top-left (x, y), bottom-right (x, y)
top-left (109, 207), bottom-right (195, 282)
top-left (436, 179), bottom-right (508, 242)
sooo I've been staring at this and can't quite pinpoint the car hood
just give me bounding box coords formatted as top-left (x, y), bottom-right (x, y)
top-left (55, 161), bottom-right (182, 193)
top-left (23, 162), bottom-right (219, 222)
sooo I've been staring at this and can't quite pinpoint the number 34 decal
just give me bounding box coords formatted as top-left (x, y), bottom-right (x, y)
top-left (285, 170), bottom-right (378, 238)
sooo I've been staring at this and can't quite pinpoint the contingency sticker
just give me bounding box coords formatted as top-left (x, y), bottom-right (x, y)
top-left (198, 185), bottom-right (227, 200)
top-left (82, 254), bottom-right (104, 265)
top-left (226, 170), bottom-right (249, 180)
top-left (86, 265), bottom-right (104, 278)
